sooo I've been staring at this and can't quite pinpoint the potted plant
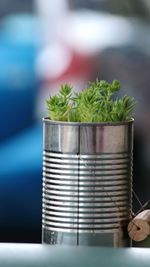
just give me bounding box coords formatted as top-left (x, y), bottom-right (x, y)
top-left (42, 79), bottom-right (136, 247)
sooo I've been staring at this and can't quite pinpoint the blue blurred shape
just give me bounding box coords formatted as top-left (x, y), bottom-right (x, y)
top-left (0, 124), bottom-right (42, 176)
top-left (0, 123), bottom-right (42, 226)
top-left (0, 13), bottom-right (38, 142)
top-left (0, 14), bottom-right (42, 242)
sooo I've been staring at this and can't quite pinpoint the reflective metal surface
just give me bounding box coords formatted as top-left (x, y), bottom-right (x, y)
top-left (42, 119), bottom-right (133, 247)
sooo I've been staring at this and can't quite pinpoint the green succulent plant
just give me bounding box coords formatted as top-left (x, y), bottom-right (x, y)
top-left (46, 79), bottom-right (137, 122)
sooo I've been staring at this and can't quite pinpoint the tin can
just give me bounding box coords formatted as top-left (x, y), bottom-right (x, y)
top-left (42, 119), bottom-right (134, 247)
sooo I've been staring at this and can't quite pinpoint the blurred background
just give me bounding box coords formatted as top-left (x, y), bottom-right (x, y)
top-left (0, 0), bottom-right (150, 243)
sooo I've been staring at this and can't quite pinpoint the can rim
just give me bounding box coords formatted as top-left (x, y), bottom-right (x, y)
top-left (43, 117), bottom-right (134, 126)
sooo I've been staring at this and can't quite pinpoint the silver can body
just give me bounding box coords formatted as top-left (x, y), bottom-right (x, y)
top-left (42, 119), bottom-right (134, 247)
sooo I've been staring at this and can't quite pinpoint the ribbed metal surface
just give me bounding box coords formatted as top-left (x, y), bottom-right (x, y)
top-left (42, 151), bottom-right (131, 233)
top-left (42, 120), bottom-right (133, 246)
